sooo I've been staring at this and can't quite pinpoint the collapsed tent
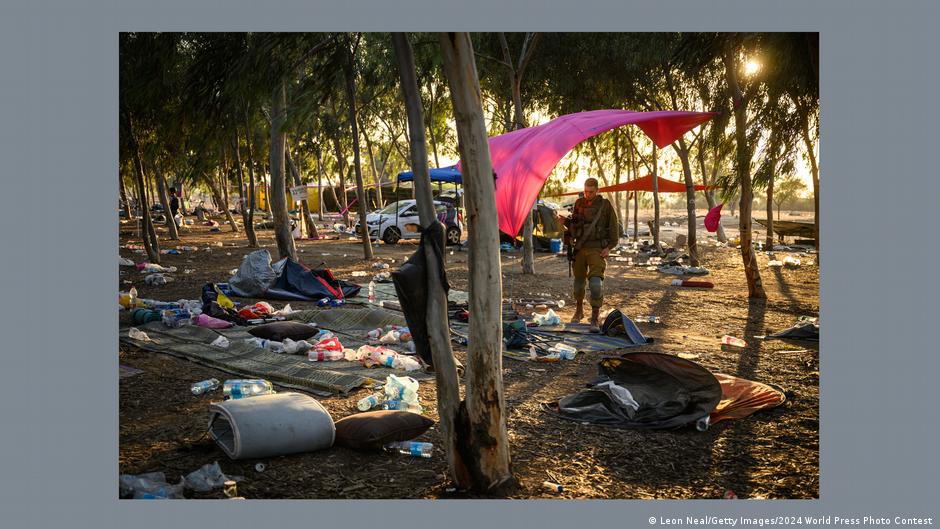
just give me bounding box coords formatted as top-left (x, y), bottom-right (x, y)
top-left (459, 109), bottom-right (716, 236)
top-left (549, 174), bottom-right (715, 197)
top-left (542, 352), bottom-right (786, 430)
top-left (767, 320), bottom-right (819, 344)
top-left (229, 249), bottom-right (361, 302)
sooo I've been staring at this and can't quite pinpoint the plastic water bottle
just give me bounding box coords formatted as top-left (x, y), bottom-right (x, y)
top-left (191, 378), bottom-right (220, 396)
top-left (550, 343), bottom-right (578, 360)
top-left (635, 315), bottom-right (661, 324)
top-left (246, 337), bottom-right (286, 353)
top-left (393, 355), bottom-right (422, 371)
top-left (357, 392), bottom-right (385, 411)
top-left (307, 349), bottom-right (344, 362)
top-left (368, 281), bottom-right (376, 303)
top-left (385, 441), bottom-right (433, 458)
top-left (367, 328), bottom-right (383, 340)
top-left (721, 335), bottom-right (747, 348)
top-left (222, 379), bottom-right (274, 399)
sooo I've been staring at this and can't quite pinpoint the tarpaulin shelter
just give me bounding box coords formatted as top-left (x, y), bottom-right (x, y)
top-left (548, 174), bottom-right (715, 197)
top-left (396, 166), bottom-right (462, 184)
top-left (459, 109), bottom-right (717, 236)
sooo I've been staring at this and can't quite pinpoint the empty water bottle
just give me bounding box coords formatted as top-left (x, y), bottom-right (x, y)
top-left (385, 441), bottom-right (433, 458)
top-left (721, 335), bottom-right (747, 348)
top-left (191, 378), bottom-right (220, 396)
top-left (357, 392), bottom-right (385, 411)
top-left (549, 343), bottom-right (578, 360)
top-left (162, 309), bottom-right (191, 328)
top-left (307, 349), bottom-right (344, 362)
top-left (246, 337), bottom-right (286, 353)
top-left (635, 315), bottom-right (661, 324)
top-left (222, 379), bottom-right (275, 399)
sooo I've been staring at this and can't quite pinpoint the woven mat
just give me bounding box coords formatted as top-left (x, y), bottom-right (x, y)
top-left (120, 308), bottom-right (433, 396)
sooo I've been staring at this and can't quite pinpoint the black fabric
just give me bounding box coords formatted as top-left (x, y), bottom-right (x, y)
top-left (200, 283), bottom-right (248, 326)
top-left (543, 353), bottom-right (722, 430)
top-left (769, 321), bottom-right (819, 342)
top-left (391, 221), bottom-right (449, 366)
top-left (601, 309), bottom-right (653, 345)
top-left (247, 321), bottom-right (320, 342)
top-left (264, 258), bottom-right (362, 302)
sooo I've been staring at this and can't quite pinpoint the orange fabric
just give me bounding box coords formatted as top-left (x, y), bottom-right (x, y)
top-left (709, 373), bottom-right (786, 425)
top-left (551, 174), bottom-right (716, 197)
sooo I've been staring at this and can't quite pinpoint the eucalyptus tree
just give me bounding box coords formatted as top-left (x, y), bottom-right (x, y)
top-left (439, 31), bottom-right (516, 494)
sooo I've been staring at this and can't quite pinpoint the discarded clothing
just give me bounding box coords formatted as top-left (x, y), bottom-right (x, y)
top-left (229, 249), bottom-right (361, 302)
top-left (657, 265), bottom-right (709, 275)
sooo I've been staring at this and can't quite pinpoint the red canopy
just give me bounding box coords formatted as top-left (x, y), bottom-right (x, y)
top-left (549, 174), bottom-right (715, 197)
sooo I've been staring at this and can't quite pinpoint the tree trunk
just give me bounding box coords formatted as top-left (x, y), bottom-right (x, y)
top-left (426, 77), bottom-right (441, 168)
top-left (629, 136), bottom-right (638, 241)
top-left (154, 161), bottom-right (180, 240)
top-left (393, 32), bottom-right (470, 489)
top-left (217, 163), bottom-right (240, 233)
top-left (124, 112), bottom-right (160, 263)
top-left (286, 141), bottom-right (319, 239)
top-left (723, 40), bottom-right (766, 299)
top-left (331, 135), bottom-right (350, 225)
top-left (203, 170), bottom-right (239, 234)
top-left (316, 145), bottom-right (341, 219)
top-left (233, 131), bottom-right (259, 247)
top-left (344, 44), bottom-right (375, 261)
top-left (766, 164), bottom-right (776, 250)
top-left (243, 112), bottom-right (260, 247)
top-left (801, 109), bottom-right (820, 254)
top-left (439, 31), bottom-right (515, 494)
top-left (269, 79), bottom-right (296, 260)
top-left (363, 129), bottom-right (385, 209)
top-left (315, 146), bottom-right (324, 220)
top-left (652, 145), bottom-right (661, 253)
top-left (674, 139), bottom-right (699, 266)
top-left (119, 171), bottom-right (131, 218)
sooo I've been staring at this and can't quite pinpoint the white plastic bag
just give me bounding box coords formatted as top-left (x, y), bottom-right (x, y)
top-left (183, 461), bottom-right (243, 493)
top-left (128, 328), bottom-right (151, 341)
top-left (210, 336), bottom-right (230, 349)
top-left (532, 309), bottom-right (561, 326)
top-left (281, 338), bottom-right (313, 355)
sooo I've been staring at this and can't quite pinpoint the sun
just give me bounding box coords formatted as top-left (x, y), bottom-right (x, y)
top-left (744, 59), bottom-right (761, 76)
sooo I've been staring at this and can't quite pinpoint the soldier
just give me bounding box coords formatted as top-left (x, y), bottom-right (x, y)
top-left (564, 178), bottom-right (620, 332)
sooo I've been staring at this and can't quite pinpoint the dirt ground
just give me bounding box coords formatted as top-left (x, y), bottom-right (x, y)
top-left (119, 209), bottom-right (818, 499)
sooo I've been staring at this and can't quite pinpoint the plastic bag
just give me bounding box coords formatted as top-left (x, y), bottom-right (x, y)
top-left (273, 304), bottom-right (295, 316)
top-left (145, 273), bottom-right (170, 287)
top-left (210, 336), bottom-right (230, 349)
top-left (384, 374), bottom-right (422, 413)
top-left (119, 257), bottom-right (135, 267)
top-left (183, 461), bottom-right (243, 493)
top-left (378, 330), bottom-right (401, 344)
top-left (119, 472), bottom-right (185, 499)
top-left (532, 309), bottom-right (561, 326)
top-left (313, 336), bottom-right (343, 352)
top-left (128, 328), bottom-right (151, 341)
top-left (282, 338), bottom-right (313, 355)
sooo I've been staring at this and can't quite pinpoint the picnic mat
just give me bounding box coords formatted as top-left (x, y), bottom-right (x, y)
top-left (344, 281), bottom-right (469, 307)
top-left (120, 307), bottom-right (433, 396)
top-left (449, 321), bottom-right (643, 362)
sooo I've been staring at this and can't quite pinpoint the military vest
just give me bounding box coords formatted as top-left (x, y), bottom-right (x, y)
top-left (571, 196), bottom-right (612, 248)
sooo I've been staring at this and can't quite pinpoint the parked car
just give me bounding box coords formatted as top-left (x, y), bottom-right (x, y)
top-left (355, 199), bottom-right (463, 245)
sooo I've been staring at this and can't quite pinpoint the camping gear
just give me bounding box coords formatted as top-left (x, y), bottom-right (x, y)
top-left (391, 222), bottom-right (449, 366)
top-left (131, 308), bottom-right (162, 325)
top-left (333, 410), bottom-right (435, 451)
top-left (247, 321), bottom-right (319, 342)
top-left (542, 353), bottom-right (723, 430)
top-left (754, 218), bottom-right (816, 240)
top-left (207, 392), bottom-right (335, 460)
top-left (551, 173), bottom-right (714, 197)
top-left (767, 320), bottom-right (819, 343)
top-left (708, 373), bottom-right (787, 426)
top-left (601, 309), bottom-right (653, 345)
top-left (229, 249), bottom-right (361, 302)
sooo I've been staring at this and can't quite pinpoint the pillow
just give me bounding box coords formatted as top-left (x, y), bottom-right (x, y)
top-left (334, 410), bottom-right (435, 451)
top-left (247, 321), bottom-right (319, 342)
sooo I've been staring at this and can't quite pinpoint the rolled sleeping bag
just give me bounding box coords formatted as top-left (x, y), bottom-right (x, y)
top-left (208, 392), bottom-right (335, 460)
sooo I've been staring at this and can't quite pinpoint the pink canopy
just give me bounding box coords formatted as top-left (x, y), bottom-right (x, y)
top-left (460, 109), bottom-right (717, 236)
top-left (549, 174), bottom-right (715, 197)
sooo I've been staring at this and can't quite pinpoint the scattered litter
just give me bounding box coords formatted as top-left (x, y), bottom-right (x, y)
top-left (210, 336), bottom-right (230, 349)
top-left (223, 480), bottom-right (238, 498)
top-left (783, 255), bottom-right (801, 267)
top-left (222, 379), bottom-right (275, 399)
top-left (119, 257), bottom-right (136, 267)
top-left (635, 316), bottom-right (661, 324)
top-left (658, 265), bottom-right (709, 275)
top-left (191, 378), bottom-right (221, 395)
top-left (532, 309), bottom-right (561, 326)
top-left (352, 271), bottom-right (368, 277)
top-left (145, 273), bottom-right (171, 286)
top-left (542, 481), bottom-right (564, 493)
top-left (127, 328), bottom-right (151, 341)
top-left (383, 374), bottom-right (422, 413)
top-left (385, 441), bottom-right (433, 458)
top-left (183, 461), bottom-right (244, 493)
top-left (372, 262), bottom-right (390, 270)
top-left (678, 352), bottom-right (700, 360)
top-left (254, 463), bottom-right (265, 473)
top-left (768, 260), bottom-right (784, 267)
top-left (721, 335), bottom-right (747, 348)
top-left (671, 279), bottom-right (714, 288)
top-left (119, 472), bottom-right (185, 499)
top-left (184, 269), bottom-right (195, 274)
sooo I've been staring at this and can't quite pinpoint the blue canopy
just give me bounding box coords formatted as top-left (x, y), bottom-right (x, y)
top-left (396, 165), bottom-right (462, 184)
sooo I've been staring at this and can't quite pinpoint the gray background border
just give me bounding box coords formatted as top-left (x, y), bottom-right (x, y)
top-left (1, 0), bottom-right (938, 527)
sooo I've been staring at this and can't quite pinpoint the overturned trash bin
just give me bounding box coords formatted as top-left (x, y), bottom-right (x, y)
top-left (208, 392), bottom-right (335, 460)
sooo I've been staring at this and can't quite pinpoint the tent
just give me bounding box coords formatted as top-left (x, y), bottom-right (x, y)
top-left (229, 249), bottom-right (361, 302)
top-left (549, 174), bottom-right (715, 197)
top-left (396, 166), bottom-right (462, 184)
top-left (458, 109), bottom-right (717, 236)
top-left (500, 201), bottom-right (564, 250)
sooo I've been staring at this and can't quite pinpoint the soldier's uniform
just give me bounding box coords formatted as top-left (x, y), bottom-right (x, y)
top-left (567, 195), bottom-right (620, 312)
